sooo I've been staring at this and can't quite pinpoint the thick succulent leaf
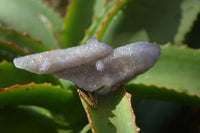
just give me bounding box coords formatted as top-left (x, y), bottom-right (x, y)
top-left (79, 88), bottom-right (139, 133)
top-left (81, 0), bottom-right (130, 44)
top-left (184, 14), bottom-right (200, 49)
top-left (174, 0), bottom-right (200, 45)
top-left (0, 83), bottom-right (87, 128)
top-left (93, 0), bottom-right (107, 17)
top-left (126, 84), bottom-right (200, 108)
top-left (101, 0), bottom-right (200, 47)
top-left (61, 0), bottom-right (96, 47)
top-left (0, 40), bottom-right (28, 55)
top-left (0, 83), bottom-right (71, 112)
top-left (80, 124), bottom-right (91, 133)
top-left (0, 0), bottom-right (62, 48)
top-left (36, 14), bottom-right (64, 48)
top-left (127, 45), bottom-right (200, 106)
top-left (0, 106), bottom-right (60, 133)
top-left (0, 40), bottom-right (28, 61)
top-left (0, 61), bottom-right (59, 88)
top-left (0, 27), bottom-right (50, 53)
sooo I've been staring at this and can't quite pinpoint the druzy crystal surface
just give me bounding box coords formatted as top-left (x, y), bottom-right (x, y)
top-left (14, 37), bottom-right (161, 94)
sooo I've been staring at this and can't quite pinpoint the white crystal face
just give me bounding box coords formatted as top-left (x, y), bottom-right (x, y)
top-left (13, 37), bottom-right (161, 94)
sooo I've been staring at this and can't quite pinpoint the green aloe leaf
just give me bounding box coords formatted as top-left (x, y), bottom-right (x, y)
top-left (0, 106), bottom-right (61, 133)
top-left (0, 40), bottom-right (28, 61)
top-left (127, 45), bottom-right (200, 107)
top-left (0, 40), bottom-right (28, 55)
top-left (0, 83), bottom-right (72, 112)
top-left (61, 0), bottom-right (96, 47)
top-left (184, 14), bottom-right (200, 49)
top-left (36, 13), bottom-right (64, 49)
top-left (79, 88), bottom-right (139, 133)
top-left (0, 61), bottom-right (59, 88)
top-left (126, 84), bottom-right (200, 108)
top-left (101, 0), bottom-right (200, 47)
top-left (0, 0), bottom-right (62, 48)
top-left (81, 0), bottom-right (131, 44)
top-left (0, 83), bottom-right (87, 129)
top-left (0, 27), bottom-right (50, 54)
top-left (80, 124), bottom-right (91, 133)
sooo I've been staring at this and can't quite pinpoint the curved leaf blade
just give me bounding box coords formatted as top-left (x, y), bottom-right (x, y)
top-left (128, 45), bottom-right (200, 105)
top-left (0, 40), bottom-right (28, 55)
top-left (61, 0), bottom-right (95, 47)
top-left (79, 88), bottom-right (139, 133)
top-left (0, 83), bottom-right (87, 128)
top-left (0, 0), bottom-right (63, 48)
top-left (174, 0), bottom-right (200, 44)
top-left (126, 84), bottom-right (200, 108)
top-left (0, 61), bottom-right (59, 88)
top-left (0, 27), bottom-right (50, 53)
top-left (0, 40), bottom-right (28, 61)
top-left (81, 0), bottom-right (130, 44)
top-left (102, 0), bottom-right (200, 47)
top-left (132, 45), bottom-right (200, 95)
top-left (184, 14), bottom-right (200, 49)
top-left (0, 106), bottom-right (60, 133)
top-left (0, 83), bottom-right (72, 108)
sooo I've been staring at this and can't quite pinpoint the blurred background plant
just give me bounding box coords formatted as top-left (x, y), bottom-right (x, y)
top-left (0, 0), bottom-right (200, 132)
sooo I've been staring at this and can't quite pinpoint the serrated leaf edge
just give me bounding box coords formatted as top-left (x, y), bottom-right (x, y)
top-left (96, 0), bottom-right (130, 41)
top-left (0, 82), bottom-right (60, 90)
top-left (80, 0), bottom-right (131, 44)
top-left (126, 83), bottom-right (200, 108)
top-left (0, 40), bottom-right (29, 55)
top-left (0, 26), bottom-right (50, 51)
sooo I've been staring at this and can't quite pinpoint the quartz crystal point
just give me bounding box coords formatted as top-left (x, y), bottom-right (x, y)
top-left (14, 37), bottom-right (161, 94)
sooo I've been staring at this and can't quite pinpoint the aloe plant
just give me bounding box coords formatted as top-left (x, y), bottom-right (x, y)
top-left (0, 0), bottom-right (200, 132)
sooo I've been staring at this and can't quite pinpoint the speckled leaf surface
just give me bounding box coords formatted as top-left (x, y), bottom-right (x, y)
top-left (0, 0), bottom-right (62, 48)
top-left (79, 88), bottom-right (139, 133)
